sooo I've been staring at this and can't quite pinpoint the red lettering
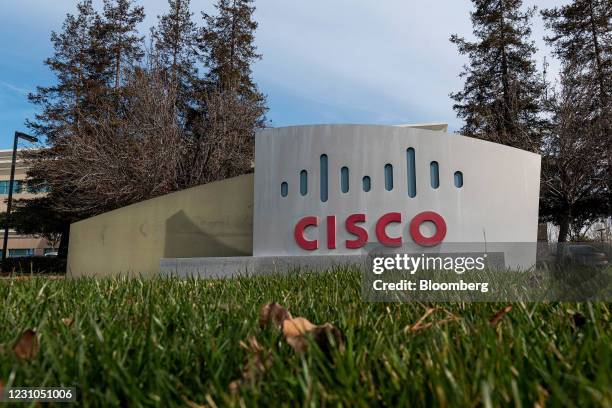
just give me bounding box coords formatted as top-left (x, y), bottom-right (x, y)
top-left (345, 213), bottom-right (368, 249)
top-left (326, 215), bottom-right (336, 249)
top-left (409, 211), bottom-right (446, 247)
top-left (294, 211), bottom-right (447, 250)
top-left (376, 212), bottom-right (402, 247)
top-left (294, 216), bottom-right (318, 250)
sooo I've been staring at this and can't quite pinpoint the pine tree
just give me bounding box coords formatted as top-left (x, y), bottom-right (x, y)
top-left (199, 0), bottom-right (265, 106)
top-left (542, 0), bottom-right (611, 220)
top-left (151, 0), bottom-right (198, 85)
top-left (26, 0), bottom-right (109, 142)
top-left (151, 0), bottom-right (199, 124)
top-left (450, 0), bottom-right (544, 152)
top-left (542, 0), bottom-right (611, 114)
top-left (102, 0), bottom-right (145, 88)
top-left (180, 0), bottom-right (267, 186)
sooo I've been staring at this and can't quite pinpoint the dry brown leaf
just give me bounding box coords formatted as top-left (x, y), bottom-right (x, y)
top-left (259, 302), bottom-right (291, 329)
top-left (489, 305), bottom-right (513, 327)
top-left (285, 334), bottom-right (310, 353)
top-left (12, 329), bottom-right (39, 360)
top-left (61, 317), bottom-right (75, 327)
top-left (284, 322), bottom-right (344, 357)
top-left (282, 317), bottom-right (316, 338)
top-left (257, 302), bottom-right (344, 359)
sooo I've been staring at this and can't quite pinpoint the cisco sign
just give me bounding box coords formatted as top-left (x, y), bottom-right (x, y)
top-left (294, 211), bottom-right (447, 250)
top-left (253, 125), bottom-right (541, 266)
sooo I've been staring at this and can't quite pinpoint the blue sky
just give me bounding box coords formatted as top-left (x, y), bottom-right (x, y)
top-left (0, 0), bottom-right (561, 149)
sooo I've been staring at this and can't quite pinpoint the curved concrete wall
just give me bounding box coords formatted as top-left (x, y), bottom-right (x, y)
top-left (67, 174), bottom-right (253, 277)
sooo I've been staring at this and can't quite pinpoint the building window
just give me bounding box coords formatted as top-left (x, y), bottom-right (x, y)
top-left (8, 248), bottom-right (31, 258)
top-left (0, 180), bottom-right (23, 195)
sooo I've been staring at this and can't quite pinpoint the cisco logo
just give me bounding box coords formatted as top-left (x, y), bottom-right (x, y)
top-left (253, 124), bottom-right (541, 266)
top-left (280, 143), bottom-right (468, 250)
top-left (280, 149), bottom-right (464, 201)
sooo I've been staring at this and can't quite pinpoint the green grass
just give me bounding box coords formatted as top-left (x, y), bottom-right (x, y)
top-left (0, 268), bottom-right (610, 407)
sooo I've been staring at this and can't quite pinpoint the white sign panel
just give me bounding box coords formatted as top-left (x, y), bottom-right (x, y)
top-left (253, 125), bottom-right (541, 268)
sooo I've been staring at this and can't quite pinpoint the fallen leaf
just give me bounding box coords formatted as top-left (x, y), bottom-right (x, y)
top-left (61, 317), bottom-right (75, 327)
top-left (285, 334), bottom-right (310, 353)
top-left (256, 302), bottom-right (344, 359)
top-left (489, 305), bottom-right (513, 327)
top-left (12, 329), bottom-right (39, 360)
top-left (284, 321), bottom-right (345, 357)
top-left (259, 302), bottom-right (291, 329)
top-left (282, 317), bottom-right (316, 338)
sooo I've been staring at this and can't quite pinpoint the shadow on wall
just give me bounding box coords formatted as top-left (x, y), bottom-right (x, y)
top-left (164, 210), bottom-right (252, 258)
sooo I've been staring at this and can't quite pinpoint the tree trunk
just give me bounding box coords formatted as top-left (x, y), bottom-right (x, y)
top-left (558, 207), bottom-right (571, 243)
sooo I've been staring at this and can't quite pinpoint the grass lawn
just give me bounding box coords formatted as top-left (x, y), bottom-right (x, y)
top-left (0, 268), bottom-right (610, 407)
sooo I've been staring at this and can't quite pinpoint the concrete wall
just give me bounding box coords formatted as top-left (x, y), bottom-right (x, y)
top-left (67, 174), bottom-right (254, 277)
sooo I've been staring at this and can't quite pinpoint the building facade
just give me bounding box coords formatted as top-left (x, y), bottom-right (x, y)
top-left (0, 149), bottom-right (57, 257)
